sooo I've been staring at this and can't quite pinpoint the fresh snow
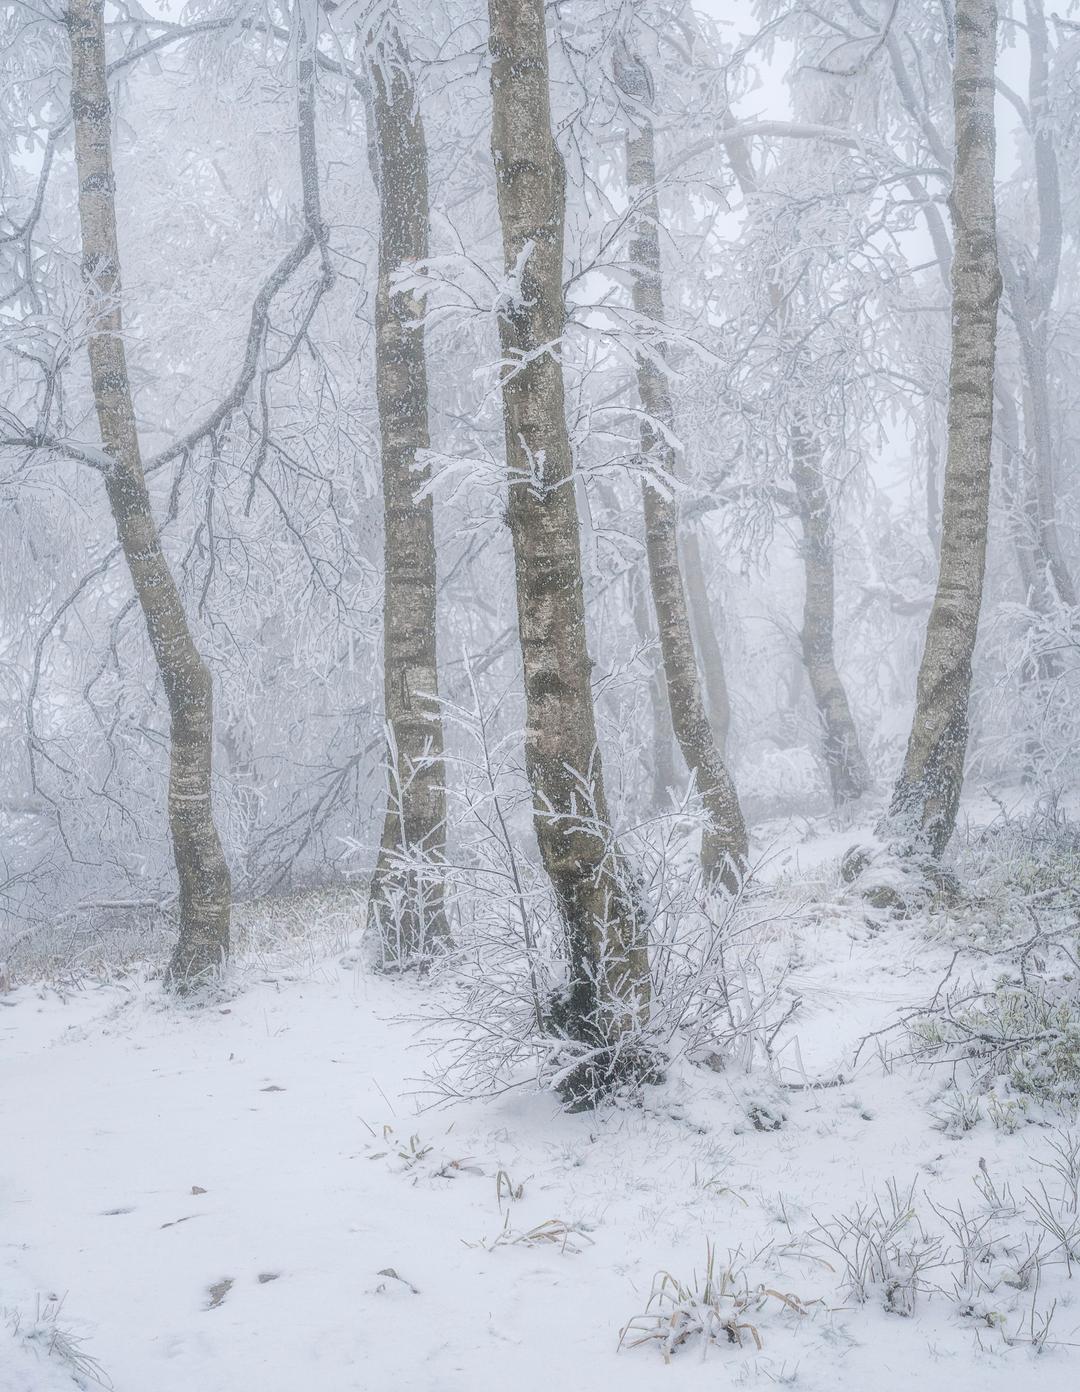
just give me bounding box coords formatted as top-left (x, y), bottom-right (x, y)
top-left (2, 861), bottom-right (1078, 1391)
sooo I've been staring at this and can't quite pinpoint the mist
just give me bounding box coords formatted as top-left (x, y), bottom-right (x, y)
top-left (3, 1), bottom-right (1080, 1387)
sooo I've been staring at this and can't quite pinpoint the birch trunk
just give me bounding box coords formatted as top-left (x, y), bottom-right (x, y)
top-left (790, 427), bottom-right (871, 805)
top-left (364, 27), bottom-right (448, 965)
top-left (68, 0), bottom-right (231, 988)
top-left (623, 109), bottom-right (748, 886)
top-left (682, 527), bottom-right (732, 758)
top-left (885, 0), bottom-right (1002, 859)
top-left (488, 0), bottom-right (649, 1100)
top-left (997, 0), bottom-right (1074, 618)
top-left (629, 568), bottom-right (678, 807)
top-left (996, 385), bottom-right (1049, 776)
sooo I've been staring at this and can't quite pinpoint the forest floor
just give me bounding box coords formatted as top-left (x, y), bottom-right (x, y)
top-left (3, 812), bottom-right (1079, 1391)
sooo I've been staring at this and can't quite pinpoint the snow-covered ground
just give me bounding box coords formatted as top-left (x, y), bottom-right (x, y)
top-left (3, 841), bottom-right (1078, 1391)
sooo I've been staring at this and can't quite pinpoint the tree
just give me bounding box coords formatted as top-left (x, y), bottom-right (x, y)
top-left (67, 0), bottom-right (231, 987)
top-left (790, 423), bottom-right (872, 806)
top-left (883, 0), bottom-right (1002, 859)
top-left (997, 0), bottom-right (1076, 632)
top-left (615, 31), bottom-right (748, 886)
top-left (722, 120), bottom-right (872, 810)
top-left (487, 0), bottom-right (650, 1102)
top-left (364, 16), bottom-right (448, 966)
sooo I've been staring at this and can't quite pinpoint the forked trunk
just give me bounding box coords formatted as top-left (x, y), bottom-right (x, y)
top-left (364, 25), bottom-right (448, 965)
top-left (884, 0), bottom-right (1002, 859)
top-left (623, 106), bottom-right (747, 887)
top-left (488, 0), bottom-right (649, 1102)
top-left (68, 0), bottom-right (230, 988)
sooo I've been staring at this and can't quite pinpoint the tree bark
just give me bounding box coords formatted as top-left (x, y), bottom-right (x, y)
top-left (1015, 0), bottom-right (1067, 612)
top-left (681, 526), bottom-right (731, 758)
top-left (623, 107), bottom-right (748, 886)
top-left (488, 0), bottom-right (649, 1102)
top-left (790, 426), bottom-right (871, 805)
top-left (68, 0), bottom-right (231, 988)
top-left (364, 24), bottom-right (448, 965)
top-left (885, 0), bottom-right (1002, 859)
top-left (996, 384), bottom-right (1048, 778)
top-left (628, 566), bottom-right (678, 808)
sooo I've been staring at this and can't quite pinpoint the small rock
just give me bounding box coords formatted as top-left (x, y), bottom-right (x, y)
top-left (206, 1278), bottom-right (234, 1310)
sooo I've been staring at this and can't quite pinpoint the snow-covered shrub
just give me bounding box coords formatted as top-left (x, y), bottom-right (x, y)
top-left (811, 1179), bottom-right (945, 1316)
top-left (416, 815), bottom-right (798, 1103)
top-left (409, 686), bottom-right (798, 1105)
top-left (930, 1084), bottom-right (982, 1136)
top-left (894, 803), bottom-right (1080, 1110)
top-left (4, 1297), bottom-right (110, 1389)
top-left (945, 797), bottom-right (1080, 945)
top-left (911, 983), bottom-right (1080, 1107)
top-left (1, 900), bottom-right (176, 988)
top-left (619, 1241), bottom-right (812, 1362)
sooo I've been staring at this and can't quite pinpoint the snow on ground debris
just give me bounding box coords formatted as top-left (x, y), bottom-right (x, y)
top-left (2, 883), bottom-right (1078, 1391)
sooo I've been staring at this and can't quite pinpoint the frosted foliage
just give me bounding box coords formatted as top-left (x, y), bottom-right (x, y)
top-left (3, 0), bottom-right (1080, 1384)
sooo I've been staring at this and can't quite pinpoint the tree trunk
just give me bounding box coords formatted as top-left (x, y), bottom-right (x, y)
top-left (722, 126), bottom-right (867, 809)
top-left (629, 566), bottom-right (678, 808)
top-left (996, 384), bottom-right (1046, 779)
top-left (681, 526), bottom-right (731, 758)
top-left (884, 0), bottom-right (1002, 859)
top-left (364, 24), bottom-right (448, 966)
top-left (1014, 0), bottom-right (1073, 610)
top-left (488, 0), bottom-right (649, 1103)
top-left (623, 102), bottom-right (748, 888)
top-left (999, 255), bottom-right (1075, 613)
top-left (68, 0), bottom-right (230, 988)
top-left (790, 426), bottom-right (871, 805)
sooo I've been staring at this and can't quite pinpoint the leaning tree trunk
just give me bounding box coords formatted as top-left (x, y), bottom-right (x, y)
top-left (622, 100), bottom-right (748, 887)
top-left (790, 426), bottom-right (871, 805)
top-left (884, 0), bottom-right (1002, 859)
top-left (363, 26), bottom-right (448, 966)
top-left (488, 0), bottom-right (649, 1103)
top-left (69, 0), bottom-right (231, 988)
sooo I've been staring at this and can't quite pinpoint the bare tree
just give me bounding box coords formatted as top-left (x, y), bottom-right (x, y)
top-left (487, 0), bottom-right (649, 1102)
top-left (616, 37), bottom-right (748, 887)
top-left (364, 18), bottom-right (448, 965)
top-left (790, 424), bottom-right (872, 806)
top-left (884, 0), bottom-right (1002, 858)
top-left (68, 0), bottom-right (231, 987)
top-left (998, 0), bottom-right (1075, 618)
top-left (712, 84), bottom-right (872, 810)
